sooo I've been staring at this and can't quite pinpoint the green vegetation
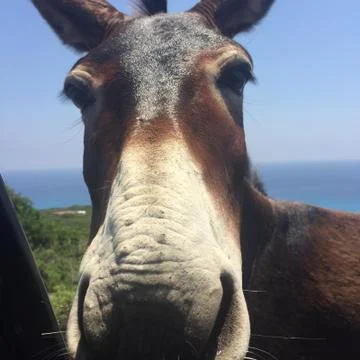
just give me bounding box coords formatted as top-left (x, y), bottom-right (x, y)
top-left (7, 187), bottom-right (91, 330)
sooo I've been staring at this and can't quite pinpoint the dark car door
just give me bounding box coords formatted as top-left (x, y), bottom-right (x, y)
top-left (0, 175), bottom-right (67, 359)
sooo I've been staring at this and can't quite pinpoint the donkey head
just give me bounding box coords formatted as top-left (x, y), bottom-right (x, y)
top-left (32, 1), bottom-right (274, 359)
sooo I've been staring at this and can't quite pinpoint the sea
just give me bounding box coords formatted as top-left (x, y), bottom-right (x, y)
top-left (2, 161), bottom-right (360, 213)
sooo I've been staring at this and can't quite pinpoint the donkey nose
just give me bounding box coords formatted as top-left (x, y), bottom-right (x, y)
top-left (77, 270), bottom-right (233, 359)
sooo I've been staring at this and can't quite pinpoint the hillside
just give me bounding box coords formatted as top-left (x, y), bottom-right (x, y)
top-left (7, 187), bottom-right (91, 330)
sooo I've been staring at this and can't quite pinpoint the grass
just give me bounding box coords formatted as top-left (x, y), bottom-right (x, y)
top-left (41, 205), bottom-right (92, 240)
top-left (39, 205), bottom-right (92, 330)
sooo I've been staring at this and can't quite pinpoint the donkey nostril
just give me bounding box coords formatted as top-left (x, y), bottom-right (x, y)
top-left (77, 273), bottom-right (90, 340)
top-left (218, 272), bottom-right (235, 328)
top-left (204, 272), bottom-right (235, 357)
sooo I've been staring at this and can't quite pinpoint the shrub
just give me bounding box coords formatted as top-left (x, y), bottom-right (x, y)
top-left (7, 187), bottom-right (89, 330)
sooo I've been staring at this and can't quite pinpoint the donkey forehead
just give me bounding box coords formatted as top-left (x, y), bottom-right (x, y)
top-left (93, 13), bottom-right (249, 64)
top-left (76, 13), bottom-right (250, 118)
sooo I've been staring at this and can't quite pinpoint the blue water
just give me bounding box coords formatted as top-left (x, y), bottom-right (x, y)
top-left (2, 161), bottom-right (360, 212)
top-left (2, 169), bottom-right (90, 209)
top-left (258, 161), bottom-right (360, 213)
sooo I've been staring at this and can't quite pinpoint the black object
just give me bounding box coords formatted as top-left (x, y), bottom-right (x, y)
top-left (0, 175), bottom-right (67, 359)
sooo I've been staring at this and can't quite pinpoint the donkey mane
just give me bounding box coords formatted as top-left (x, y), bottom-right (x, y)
top-left (247, 167), bottom-right (267, 195)
top-left (132, 0), bottom-right (167, 15)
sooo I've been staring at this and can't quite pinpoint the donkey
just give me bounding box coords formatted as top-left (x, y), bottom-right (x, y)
top-left (31, 1), bottom-right (360, 360)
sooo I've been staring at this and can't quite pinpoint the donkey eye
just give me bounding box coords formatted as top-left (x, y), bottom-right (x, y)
top-left (63, 77), bottom-right (94, 110)
top-left (218, 60), bottom-right (255, 95)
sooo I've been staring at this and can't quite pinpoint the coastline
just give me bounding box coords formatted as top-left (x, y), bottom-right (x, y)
top-left (3, 160), bottom-right (360, 213)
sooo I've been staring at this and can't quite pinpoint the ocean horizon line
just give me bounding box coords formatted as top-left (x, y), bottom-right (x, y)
top-left (3, 158), bottom-right (360, 173)
top-left (2, 161), bottom-right (360, 212)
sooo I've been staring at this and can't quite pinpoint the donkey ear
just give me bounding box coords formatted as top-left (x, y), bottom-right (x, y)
top-left (31, 0), bottom-right (126, 52)
top-left (191, 0), bottom-right (274, 38)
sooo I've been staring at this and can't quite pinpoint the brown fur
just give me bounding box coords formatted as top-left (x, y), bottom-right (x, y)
top-left (190, 0), bottom-right (275, 37)
top-left (31, 1), bottom-right (360, 359)
top-left (32, 0), bottom-right (125, 51)
top-left (242, 183), bottom-right (360, 359)
top-left (177, 48), bottom-right (249, 234)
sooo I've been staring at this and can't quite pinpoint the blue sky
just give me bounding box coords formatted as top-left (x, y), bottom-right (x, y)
top-left (1, 0), bottom-right (359, 170)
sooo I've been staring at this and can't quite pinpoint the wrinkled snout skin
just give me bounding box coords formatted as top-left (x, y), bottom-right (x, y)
top-left (67, 137), bottom-right (250, 359)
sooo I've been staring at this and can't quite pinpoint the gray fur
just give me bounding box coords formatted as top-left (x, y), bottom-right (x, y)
top-left (90, 13), bottom-right (231, 119)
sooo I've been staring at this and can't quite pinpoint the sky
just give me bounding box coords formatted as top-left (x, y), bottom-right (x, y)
top-left (1, 0), bottom-right (359, 170)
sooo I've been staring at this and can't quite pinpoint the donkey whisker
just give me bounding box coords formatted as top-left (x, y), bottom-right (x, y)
top-left (244, 108), bottom-right (261, 126)
top-left (249, 346), bottom-right (280, 360)
top-left (41, 331), bottom-right (67, 337)
top-left (246, 349), bottom-right (268, 360)
top-left (51, 350), bottom-right (70, 360)
top-left (251, 334), bottom-right (327, 341)
top-left (31, 343), bottom-right (65, 360)
top-left (43, 347), bottom-right (69, 360)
